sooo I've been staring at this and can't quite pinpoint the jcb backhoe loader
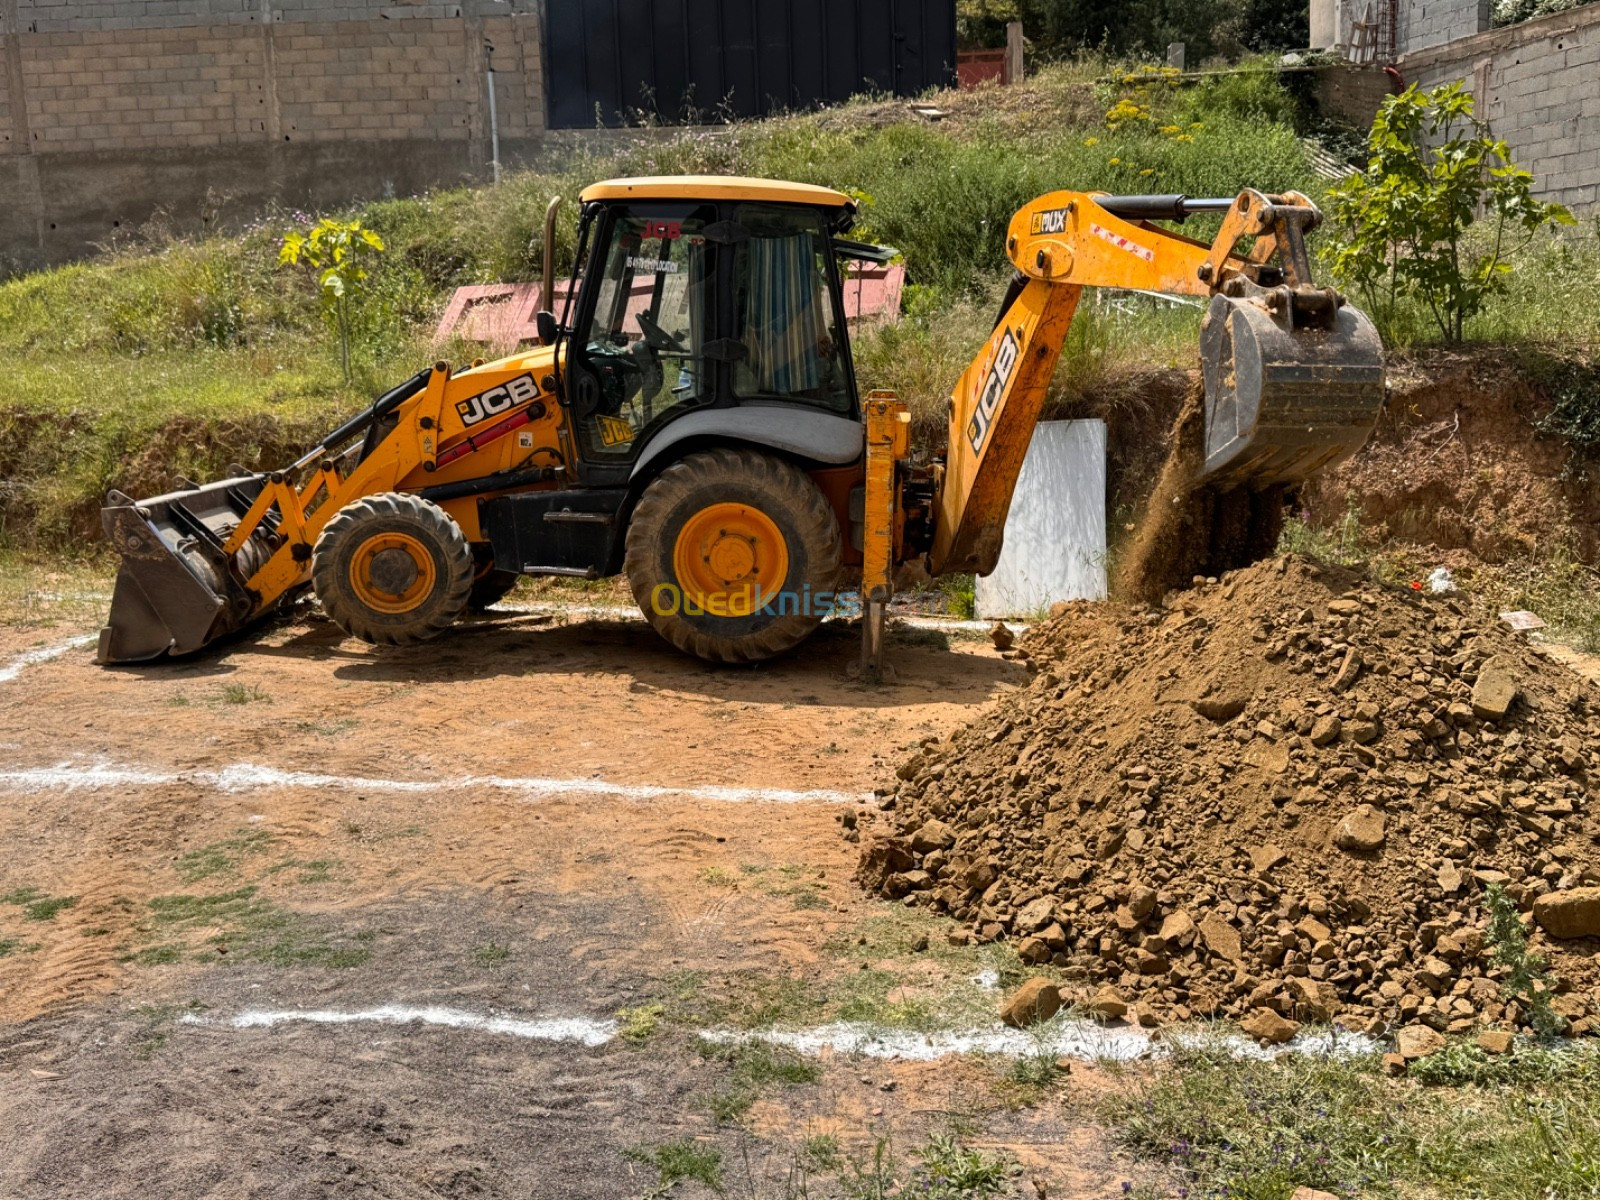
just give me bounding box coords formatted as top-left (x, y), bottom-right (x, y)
top-left (98, 177), bottom-right (1383, 669)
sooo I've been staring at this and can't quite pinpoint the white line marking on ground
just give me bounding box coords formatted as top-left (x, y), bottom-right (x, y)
top-left (700, 1021), bottom-right (1376, 1063)
top-left (0, 756), bottom-right (870, 805)
top-left (0, 635), bottom-right (95, 685)
top-left (180, 1006), bottom-right (617, 1046)
top-left (180, 1007), bottom-right (1375, 1064)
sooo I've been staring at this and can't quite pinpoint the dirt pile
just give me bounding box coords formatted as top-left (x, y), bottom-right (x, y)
top-left (859, 555), bottom-right (1600, 1038)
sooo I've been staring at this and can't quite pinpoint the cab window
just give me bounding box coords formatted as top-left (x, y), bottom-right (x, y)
top-left (732, 205), bottom-right (852, 413)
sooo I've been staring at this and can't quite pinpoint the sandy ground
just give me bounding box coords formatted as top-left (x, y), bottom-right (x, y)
top-left (0, 601), bottom-right (1152, 1199)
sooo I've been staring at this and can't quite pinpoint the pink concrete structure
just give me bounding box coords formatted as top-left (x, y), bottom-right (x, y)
top-left (436, 265), bottom-right (907, 349)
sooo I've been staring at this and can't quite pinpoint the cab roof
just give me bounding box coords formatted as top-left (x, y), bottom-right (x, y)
top-left (580, 175), bottom-right (855, 209)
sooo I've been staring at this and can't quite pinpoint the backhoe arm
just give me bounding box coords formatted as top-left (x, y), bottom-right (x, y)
top-left (927, 188), bottom-right (1379, 575)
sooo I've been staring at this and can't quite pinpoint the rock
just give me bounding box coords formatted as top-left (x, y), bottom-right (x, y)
top-left (1014, 896), bottom-right (1056, 933)
top-left (1198, 912), bottom-right (1243, 962)
top-left (1437, 862), bottom-right (1464, 894)
top-left (1287, 977), bottom-right (1338, 1022)
top-left (1128, 884), bottom-right (1157, 921)
top-left (1396, 1024), bottom-right (1445, 1060)
top-left (1001, 978), bottom-right (1062, 1028)
top-left (1310, 715), bottom-right (1343, 746)
top-left (1382, 1053), bottom-right (1407, 1076)
top-left (1084, 985), bottom-right (1129, 1020)
top-left (1471, 656), bottom-right (1518, 720)
top-left (1532, 888), bottom-right (1600, 939)
top-left (1327, 598), bottom-right (1362, 617)
top-left (1476, 1030), bottom-right (1514, 1055)
top-left (1331, 648), bottom-right (1363, 692)
top-left (856, 837), bottom-right (916, 891)
top-left (1240, 1007), bottom-right (1300, 1044)
top-left (1192, 695), bottom-right (1248, 723)
top-left (1335, 804), bottom-right (1386, 852)
top-left (1016, 936), bottom-right (1052, 964)
top-left (909, 819), bottom-right (957, 854)
top-left (1290, 1190), bottom-right (1342, 1200)
top-left (1249, 843), bottom-right (1288, 874)
top-left (1158, 909), bottom-right (1195, 944)
top-left (990, 622), bottom-right (1015, 651)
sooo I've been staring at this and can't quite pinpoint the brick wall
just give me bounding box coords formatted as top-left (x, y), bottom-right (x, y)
top-left (1397, 0), bottom-right (1489, 54)
top-left (1399, 1), bottom-right (1600, 212)
top-left (0, 0), bottom-right (547, 271)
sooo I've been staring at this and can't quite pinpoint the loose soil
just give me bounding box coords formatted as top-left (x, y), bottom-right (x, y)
top-left (0, 602), bottom-right (1157, 1199)
top-left (863, 554), bottom-right (1600, 1039)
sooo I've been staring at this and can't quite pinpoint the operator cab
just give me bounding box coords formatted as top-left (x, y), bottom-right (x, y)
top-left (558, 177), bottom-right (866, 485)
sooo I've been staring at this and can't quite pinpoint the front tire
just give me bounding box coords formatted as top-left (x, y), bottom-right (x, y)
top-left (312, 493), bottom-right (474, 645)
top-left (624, 448), bottom-right (843, 664)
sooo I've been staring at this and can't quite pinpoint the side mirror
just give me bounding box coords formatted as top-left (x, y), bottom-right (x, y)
top-left (535, 310), bottom-right (559, 346)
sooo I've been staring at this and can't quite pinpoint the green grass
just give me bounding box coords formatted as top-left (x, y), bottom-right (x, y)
top-left (0, 936), bottom-right (38, 958)
top-left (617, 1002), bottom-right (666, 1043)
top-left (218, 682), bottom-right (268, 705)
top-left (696, 1037), bottom-right (824, 1123)
top-left (625, 1139), bottom-right (725, 1195)
top-left (131, 885), bottom-right (371, 969)
top-left (471, 941), bottom-right (511, 967)
top-left (175, 830), bottom-right (276, 883)
top-left (1105, 1041), bottom-right (1600, 1200)
top-left (2, 889), bottom-right (78, 921)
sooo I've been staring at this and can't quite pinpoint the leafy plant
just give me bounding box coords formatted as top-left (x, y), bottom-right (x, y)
top-left (278, 218), bottom-right (387, 381)
top-left (1327, 82), bottom-right (1574, 344)
top-left (625, 1139), bottom-right (725, 1196)
top-left (1483, 883), bottom-right (1565, 1038)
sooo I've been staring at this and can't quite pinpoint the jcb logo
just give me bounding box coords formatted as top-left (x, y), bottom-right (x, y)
top-left (966, 330), bottom-right (1019, 456)
top-left (456, 374), bottom-right (538, 428)
top-left (642, 219), bottom-right (682, 241)
top-left (1029, 207), bottom-right (1068, 236)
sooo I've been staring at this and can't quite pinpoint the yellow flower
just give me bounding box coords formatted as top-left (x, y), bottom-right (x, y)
top-left (1174, 133), bottom-right (1194, 143)
top-left (1140, 168), bottom-right (1155, 176)
top-left (1109, 157), bottom-right (1121, 165)
top-left (1084, 136), bottom-right (1100, 146)
top-left (1160, 124), bottom-right (1180, 135)
top-left (1190, 122), bottom-right (1205, 130)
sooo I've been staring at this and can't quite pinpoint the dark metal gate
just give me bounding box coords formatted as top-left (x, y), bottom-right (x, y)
top-left (542, 0), bottom-right (957, 130)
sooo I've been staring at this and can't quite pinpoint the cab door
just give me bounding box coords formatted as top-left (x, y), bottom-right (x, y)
top-left (564, 202), bottom-right (720, 483)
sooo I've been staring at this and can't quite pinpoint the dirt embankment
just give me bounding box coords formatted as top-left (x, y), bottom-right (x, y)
top-left (860, 555), bottom-right (1600, 1038)
top-left (1304, 350), bottom-right (1600, 563)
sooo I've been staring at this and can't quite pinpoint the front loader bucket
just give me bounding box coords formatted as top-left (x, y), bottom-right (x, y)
top-left (1198, 292), bottom-right (1384, 489)
top-left (98, 476), bottom-right (271, 664)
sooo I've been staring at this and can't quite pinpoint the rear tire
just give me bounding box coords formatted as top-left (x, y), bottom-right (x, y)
top-left (312, 493), bottom-right (474, 645)
top-left (625, 448), bottom-right (843, 664)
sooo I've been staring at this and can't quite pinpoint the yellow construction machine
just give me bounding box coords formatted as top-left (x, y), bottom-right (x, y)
top-left (98, 177), bottom-right (1383, 669)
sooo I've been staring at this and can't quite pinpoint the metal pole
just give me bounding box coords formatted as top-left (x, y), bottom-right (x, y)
top-left (485, 41), bottom-right (501, 185)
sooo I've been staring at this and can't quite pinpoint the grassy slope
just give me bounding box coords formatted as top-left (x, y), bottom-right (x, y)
top-left (0, 58), bottom-right (1596, 554)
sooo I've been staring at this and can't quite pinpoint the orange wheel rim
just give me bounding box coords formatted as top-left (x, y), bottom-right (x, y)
top-left (349, 532), bottom-right (436, 615)
top-left (672, 502), bottom-right (788, 617)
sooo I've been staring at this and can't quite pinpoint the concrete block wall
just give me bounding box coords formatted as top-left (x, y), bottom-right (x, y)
top-left (1399, 0), bottom-right (1600, 212)
top-left (0, 0), bottom-right (547, 272)
top-left (1397, 0), bottom-right (1489, 54)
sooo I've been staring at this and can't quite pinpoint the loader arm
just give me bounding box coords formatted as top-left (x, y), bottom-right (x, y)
top-left (927, 188), bottom-right (1381, 575)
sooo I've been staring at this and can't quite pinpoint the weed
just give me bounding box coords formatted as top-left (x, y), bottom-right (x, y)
top-left (0, 936), bottom-right (37, 958)
top-left (617, 1002), bottom-right (666, 1043)
top-left (20, 894), bottom-right (76, 922)
top-left (698, 1037), bottom-right (822, 1124)
top-left (625, 1138), bottom-right (724, 1196)
top-left (219, 682), bottom-right (267, 705)
top-left (1483, 883), bottom-right (1564, 1037)
top-left (139, 886), bottom-right (370, 969)
top-left (471, 941), bottom-right (511, 967)
top-left (266, 857), bottom-right (338, 884)
top-left (126, 943), bottom-right (183, 966)
top-left (698, 866), bottom-right (738, 888)
top-left (1408, 1039), bottom-right (1596, 1087)
top-left (0, 887), bottom-right (43, 906)
top-left (1277, 490), bottom-right (1371, 567)
top-left (801, 1134), bottom-right (841, 1172)
top-left (175, 829), bottom-right (275, 882)
top-left (912, 1134), bottom-right (1011, 1199)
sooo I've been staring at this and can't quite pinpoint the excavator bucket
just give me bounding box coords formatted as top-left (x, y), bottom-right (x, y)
top-left (1197, 290), bottom-right (1385, 490)
top-left (97, 476), bottom-right (272, 664)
